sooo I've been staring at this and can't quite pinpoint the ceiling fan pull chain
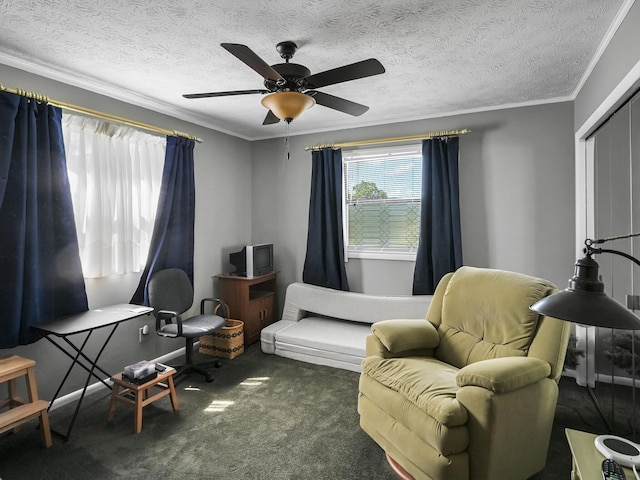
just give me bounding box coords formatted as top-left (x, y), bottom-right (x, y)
top-left (281, 128), bottom-right (291, 173)
top-left (285, 124), bottom-right (290, 161)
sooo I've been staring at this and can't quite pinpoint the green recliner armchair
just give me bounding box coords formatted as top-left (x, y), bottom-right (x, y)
top-left (358, 266), bottom-right (571, 480)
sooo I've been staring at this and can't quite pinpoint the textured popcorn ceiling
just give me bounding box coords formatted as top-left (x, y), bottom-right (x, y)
top-left (0, 0), bottom-right (626, 140)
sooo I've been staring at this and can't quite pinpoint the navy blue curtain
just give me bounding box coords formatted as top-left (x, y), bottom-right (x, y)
top-left (131, 136), bottom-right (195, 305)
top-left (302, 148), bottom-right (349, 291)
top-left (0, 92), bottom-right (88, 348)
top-left (412, 137), bottom-right (462, 295)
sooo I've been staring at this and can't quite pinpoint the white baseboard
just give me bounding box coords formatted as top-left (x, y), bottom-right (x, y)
top-left (562, 367), bottom-right (640, 389)
top-left (48, 347), bottom-right (186, 412)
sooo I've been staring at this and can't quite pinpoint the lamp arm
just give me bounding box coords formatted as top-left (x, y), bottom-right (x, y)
top-left (531, 237), bottom-right (640, 331)
top-left (586, 245), bottom-right (640, 269)
top-left (589, 232), bottom-right (640, 245)
top-left (585, 234), bottom-right (640, 267)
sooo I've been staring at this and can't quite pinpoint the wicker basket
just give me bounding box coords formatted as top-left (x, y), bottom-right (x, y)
top-left (199, 303), bottom-right (244, 359)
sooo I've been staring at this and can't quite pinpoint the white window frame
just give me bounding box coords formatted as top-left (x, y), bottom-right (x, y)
top-left (342, 144), bottom-right (422, 262)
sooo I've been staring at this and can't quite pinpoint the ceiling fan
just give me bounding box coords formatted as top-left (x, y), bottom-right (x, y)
top-left (183, 41), bottom-right (386, 125)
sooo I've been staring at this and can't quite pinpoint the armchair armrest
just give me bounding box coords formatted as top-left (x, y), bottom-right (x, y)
top-left (371, 319), bottom-right (439, 355)
top-left (156, 310), bottom-right (182, 337)
top-left (456, 357), bottom-right (551, 394)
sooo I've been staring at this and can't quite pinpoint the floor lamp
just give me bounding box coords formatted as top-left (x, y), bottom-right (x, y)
top-left (531, 233), bottom-right (640, 438)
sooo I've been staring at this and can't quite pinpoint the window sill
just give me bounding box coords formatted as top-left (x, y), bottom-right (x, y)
top-left (347, 250), bottom-right (417, 262)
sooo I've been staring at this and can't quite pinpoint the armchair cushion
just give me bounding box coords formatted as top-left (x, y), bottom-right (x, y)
top-left (361, 356), bottom-right (467, 426)
top-left (435, 267), bottom-right (556, 368)
top-left (456, 356), bottom-right (551, 393)
top-left (371, 319), bottom-right (439, 354)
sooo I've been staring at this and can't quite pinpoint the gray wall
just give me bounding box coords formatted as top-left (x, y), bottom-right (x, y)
top-left (252, 102), bottom-right (576, 296)
top-left (0, 64), bottom-right (253, 399)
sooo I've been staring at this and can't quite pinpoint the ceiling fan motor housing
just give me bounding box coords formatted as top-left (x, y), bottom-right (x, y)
top-left (265, 63), bottom-right (311, 92)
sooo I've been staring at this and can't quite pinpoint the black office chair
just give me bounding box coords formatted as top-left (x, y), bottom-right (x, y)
top-left (148, 268), bottom-right (225, 382)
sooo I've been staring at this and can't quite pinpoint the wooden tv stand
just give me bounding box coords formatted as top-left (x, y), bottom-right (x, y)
top-left (216, 272), bottom-right (278, 346)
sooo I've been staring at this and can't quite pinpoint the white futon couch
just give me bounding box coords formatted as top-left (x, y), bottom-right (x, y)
top-left (260, 282), bottom-right (431, 372)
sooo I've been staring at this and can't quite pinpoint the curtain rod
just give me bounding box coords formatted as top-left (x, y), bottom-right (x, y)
top-left (304, 129), bottom-right (470, 151)
top-left (0, 83), bottom-right (203, 143)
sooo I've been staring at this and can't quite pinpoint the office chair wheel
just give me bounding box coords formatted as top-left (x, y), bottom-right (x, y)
top-left (205, 373), bottom-right (215, 383)
top-left (214, 360), bottom-right (222, 368)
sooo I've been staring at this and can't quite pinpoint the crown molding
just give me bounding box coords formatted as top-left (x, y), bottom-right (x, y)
top-left (256, 95), bottom-right (575, 141)
top-left (572, 0), bottom-right (636, 99)
top-left (0, 52), bottom-right (252, 141)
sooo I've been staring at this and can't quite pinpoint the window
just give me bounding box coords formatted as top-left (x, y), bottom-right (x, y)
top-left (343, 144), bottom-right (422, 260)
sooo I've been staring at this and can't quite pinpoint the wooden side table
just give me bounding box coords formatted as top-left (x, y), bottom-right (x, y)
top-left (108, 368), bottom-right (179, 433)
top-left (216, 272), bottom-right (278, 346)
top-left (565, 428), bottom-right (634, 479)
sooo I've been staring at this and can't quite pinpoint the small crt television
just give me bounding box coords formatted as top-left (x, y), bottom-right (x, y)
top-left (229, 243), bottom-right (273, 277)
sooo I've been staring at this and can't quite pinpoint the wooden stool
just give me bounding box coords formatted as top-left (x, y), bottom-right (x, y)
top-left (108, 367), bottom-right (179, 433)
top-left (0, 355), bottom-right (52, 448)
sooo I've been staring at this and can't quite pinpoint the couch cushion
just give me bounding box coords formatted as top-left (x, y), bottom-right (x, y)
top-left (274, 317), bottom-right (371, 358)
top-left (361, 356), bottom-right (467, 427)
top-left (435, 266), bottom-right (555, 368)
top-left (281, 282), bottom-right (430, 325)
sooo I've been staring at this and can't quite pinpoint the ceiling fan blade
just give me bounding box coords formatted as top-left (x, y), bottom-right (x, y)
top-left (183, 89), bottom-right (268, 99)
top-left (262, 110), bottom-right (281, 125)
top-left (221, 43), bottom-right (285, 83)
top-left (304, 58), bottom-right (385, 89)
top-left (309, 91), bottom-right (369, 116)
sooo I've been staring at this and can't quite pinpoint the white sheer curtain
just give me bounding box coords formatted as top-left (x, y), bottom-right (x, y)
top-left (62, 114), bottom-right (166, 278)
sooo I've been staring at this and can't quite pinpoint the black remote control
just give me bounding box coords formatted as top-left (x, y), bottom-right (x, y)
top-left (602, 459), bottom-right (626, 480)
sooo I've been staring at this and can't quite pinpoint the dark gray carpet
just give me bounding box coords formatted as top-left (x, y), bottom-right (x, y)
top-left (0, 345), bottom-right (634, 479)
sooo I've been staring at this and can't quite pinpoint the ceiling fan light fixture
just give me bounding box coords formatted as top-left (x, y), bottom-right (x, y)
top-left (261, 92), bottom-right (315, 123)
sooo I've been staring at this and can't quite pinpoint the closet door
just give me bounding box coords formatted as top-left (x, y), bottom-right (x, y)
top-left (592, 95), bottom-right (640, 382)
top-left (595, 103), bottom-right (632, 305)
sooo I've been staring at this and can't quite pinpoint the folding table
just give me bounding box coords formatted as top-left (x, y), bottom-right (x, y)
top-left (33, 303), bottom-right (153, 441)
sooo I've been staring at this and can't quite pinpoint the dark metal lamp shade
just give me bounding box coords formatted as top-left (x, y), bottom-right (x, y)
top-left (531, 254), bottom-right (640, 330)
